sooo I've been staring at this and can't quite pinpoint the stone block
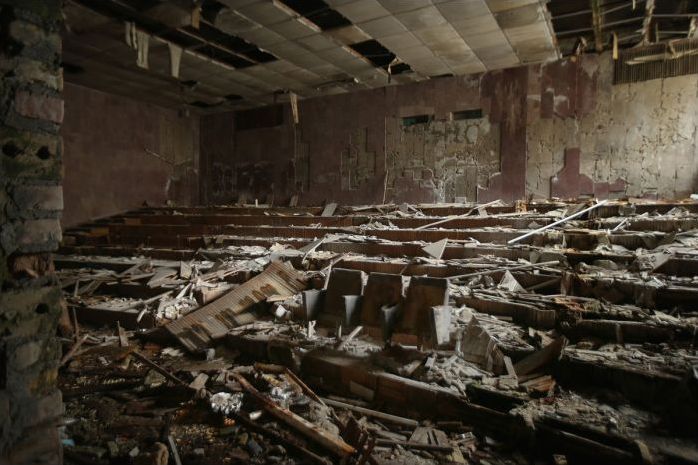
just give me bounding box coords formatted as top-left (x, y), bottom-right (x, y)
top-left (0, 285), bottom-right (61, 322)
top-left (11, 184), bottom-right (63, 212)
top-left (10, 340), bottom-right (42, 370)
top-left (28, 390), bottom-right (63, 426)
top-left (2, 59), bottom-right (62, 92)
top-left (13, 218), bottom-right (62, 249)
top-left (14, 91), bottom-right (64, 124)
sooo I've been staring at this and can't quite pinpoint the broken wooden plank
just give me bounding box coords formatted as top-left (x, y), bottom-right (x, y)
top-left (508, 200), bottom-right (609, 244)
top-left (514, 337), bottom-right (568, 377)
top-left (165, 261), bottom-right (307, 352)
top-left (321, 397), bottom-right (419, 427)
top-left (415, 200), bottom-right (500, 230)
top-left (321, 203), bottom-right (338, 217)
top-left (232, 373), bottom-right (355, 457)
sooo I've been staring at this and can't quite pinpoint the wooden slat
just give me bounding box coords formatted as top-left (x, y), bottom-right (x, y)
top-left (165, 261), bottom-right (307, 351)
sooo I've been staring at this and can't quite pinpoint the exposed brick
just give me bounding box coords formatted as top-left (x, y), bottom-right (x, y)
top-left (29, 390), bottom-right (63, 426)
top-left (11, 184), bottom-right (63, 212)
top-left (8, 19), bottom-right (60, 50)
top-left (8, 254), bottom-right (55, 280)
top-left (10, 341), bottom-right (41, 371)
top-left (14, 218), bottom-right (62, 248)
top-left (12, 60), bottom-right (62, 91)
top-left (1, 1), bottom-right (62, 460)
top-left (14, 91), bottom-right (64, 124)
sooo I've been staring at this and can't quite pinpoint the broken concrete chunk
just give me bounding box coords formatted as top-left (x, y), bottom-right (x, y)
top-left (422, 238), bottom-right (448, 260)
top-left (458, 316), bottom-right (506, 375)
top-left (321, 202), bottom-right (337, 217)
top-left (499, 270), bottom-right (526, 293)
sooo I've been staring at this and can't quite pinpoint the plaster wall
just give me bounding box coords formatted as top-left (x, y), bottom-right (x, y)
top-left (202, 69), bottom-right (527, 205)
top-left (201, 53), bottom-right (698, 206)
top-left (61, 83), bottom-right (200, 227)
top-left (527, 54), bottom-right (698, 199)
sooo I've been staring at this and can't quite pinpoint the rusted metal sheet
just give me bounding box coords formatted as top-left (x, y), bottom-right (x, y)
top-left (165, 261), bottom-right (307, 352)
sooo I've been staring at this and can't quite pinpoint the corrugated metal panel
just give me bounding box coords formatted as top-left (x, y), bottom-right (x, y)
top-left (165, 261), bottom-right (307, 352)
top-left (614, 38), bottom-right (698, 84)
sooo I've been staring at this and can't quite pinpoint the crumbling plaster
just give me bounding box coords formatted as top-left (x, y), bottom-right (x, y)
top-left (527, 53), bottom-right (698, 199)
top-left (202, 52), bottom-right (698, 206)
top-left (202, 72), bottom-right (516, 205)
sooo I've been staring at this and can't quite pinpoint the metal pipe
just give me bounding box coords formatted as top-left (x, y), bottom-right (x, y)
top-left (508, 200), bottom-right (609, 245)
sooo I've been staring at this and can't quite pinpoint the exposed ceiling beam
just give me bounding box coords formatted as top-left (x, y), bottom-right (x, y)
top-left (557, 16), bottom-right (643, 37)
top-left (639, 0), bottom-right (655, 45)
top-left (591, 0), bottom-right (604, 52)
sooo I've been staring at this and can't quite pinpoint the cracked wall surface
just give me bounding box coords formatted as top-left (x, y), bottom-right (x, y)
top-left (202, 52), bottom-right (697, 206)
top-left (527, 53), bottom-right (698, 199)
top-left (390, 117), bottom-right (499, 202)
top-left (202, 73), bottom-right (517, 205)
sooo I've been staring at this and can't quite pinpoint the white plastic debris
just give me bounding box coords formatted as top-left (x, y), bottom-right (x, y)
top-left (210, 392), bottom-right (244, 415)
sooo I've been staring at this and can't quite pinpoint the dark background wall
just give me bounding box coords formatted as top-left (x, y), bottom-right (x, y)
top-left (200, 68), bottom-right (528, 205)
top-left (61, 83), bottom-right (200, 227)
top-left (200, 52), bottom-right (698, 205)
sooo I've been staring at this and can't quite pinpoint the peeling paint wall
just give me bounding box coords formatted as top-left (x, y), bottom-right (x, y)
top-left (201, 52), bottom-right (698, 205)
top-left (527, 53), bottom-right (698, 199)
top-left (62, 83), bottom-right (200, 226)
top-left (201, 72), bottom-right (526, 205)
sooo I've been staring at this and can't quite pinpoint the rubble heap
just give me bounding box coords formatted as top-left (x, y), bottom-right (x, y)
top-left (56, 199), bottom-right (698, 464)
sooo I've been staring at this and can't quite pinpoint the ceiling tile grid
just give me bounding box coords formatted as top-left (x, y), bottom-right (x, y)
top-left (63, 0), bottom-right (559, 111)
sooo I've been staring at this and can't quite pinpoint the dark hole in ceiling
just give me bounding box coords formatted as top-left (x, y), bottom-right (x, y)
top-left (350, 39), bottom-right (395, 69)
top-left (192, 23), bottom-right (277, 63)
top-left (390, 62), bottom-right (412, 75)
top-left (225, 94), bottom-right (243, 101)
top-left (277, 0), bottom-right (351, 30)
top-left (548, 0), bottom-right (698, 55)
top-left (72, 0), bottom-right (270, 69)
top-left (201, 0), bottom-right (226, 22)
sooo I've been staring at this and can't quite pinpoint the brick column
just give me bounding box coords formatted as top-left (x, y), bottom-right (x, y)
top-left (0, 1), bottom-right (64, 463)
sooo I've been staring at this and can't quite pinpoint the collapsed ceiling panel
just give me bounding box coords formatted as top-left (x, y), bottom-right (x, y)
top-left (63, 0), bottom-right (560, 112)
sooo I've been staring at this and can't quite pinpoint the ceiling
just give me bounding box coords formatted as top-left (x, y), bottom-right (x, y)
top-left (548, 0), bottom-right (698, 56)
top-left (62, 0), bottom-right (559, 112)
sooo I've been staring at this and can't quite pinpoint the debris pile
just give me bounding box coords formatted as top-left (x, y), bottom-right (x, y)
top-left (57, 199), bottom-right (698, 464)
